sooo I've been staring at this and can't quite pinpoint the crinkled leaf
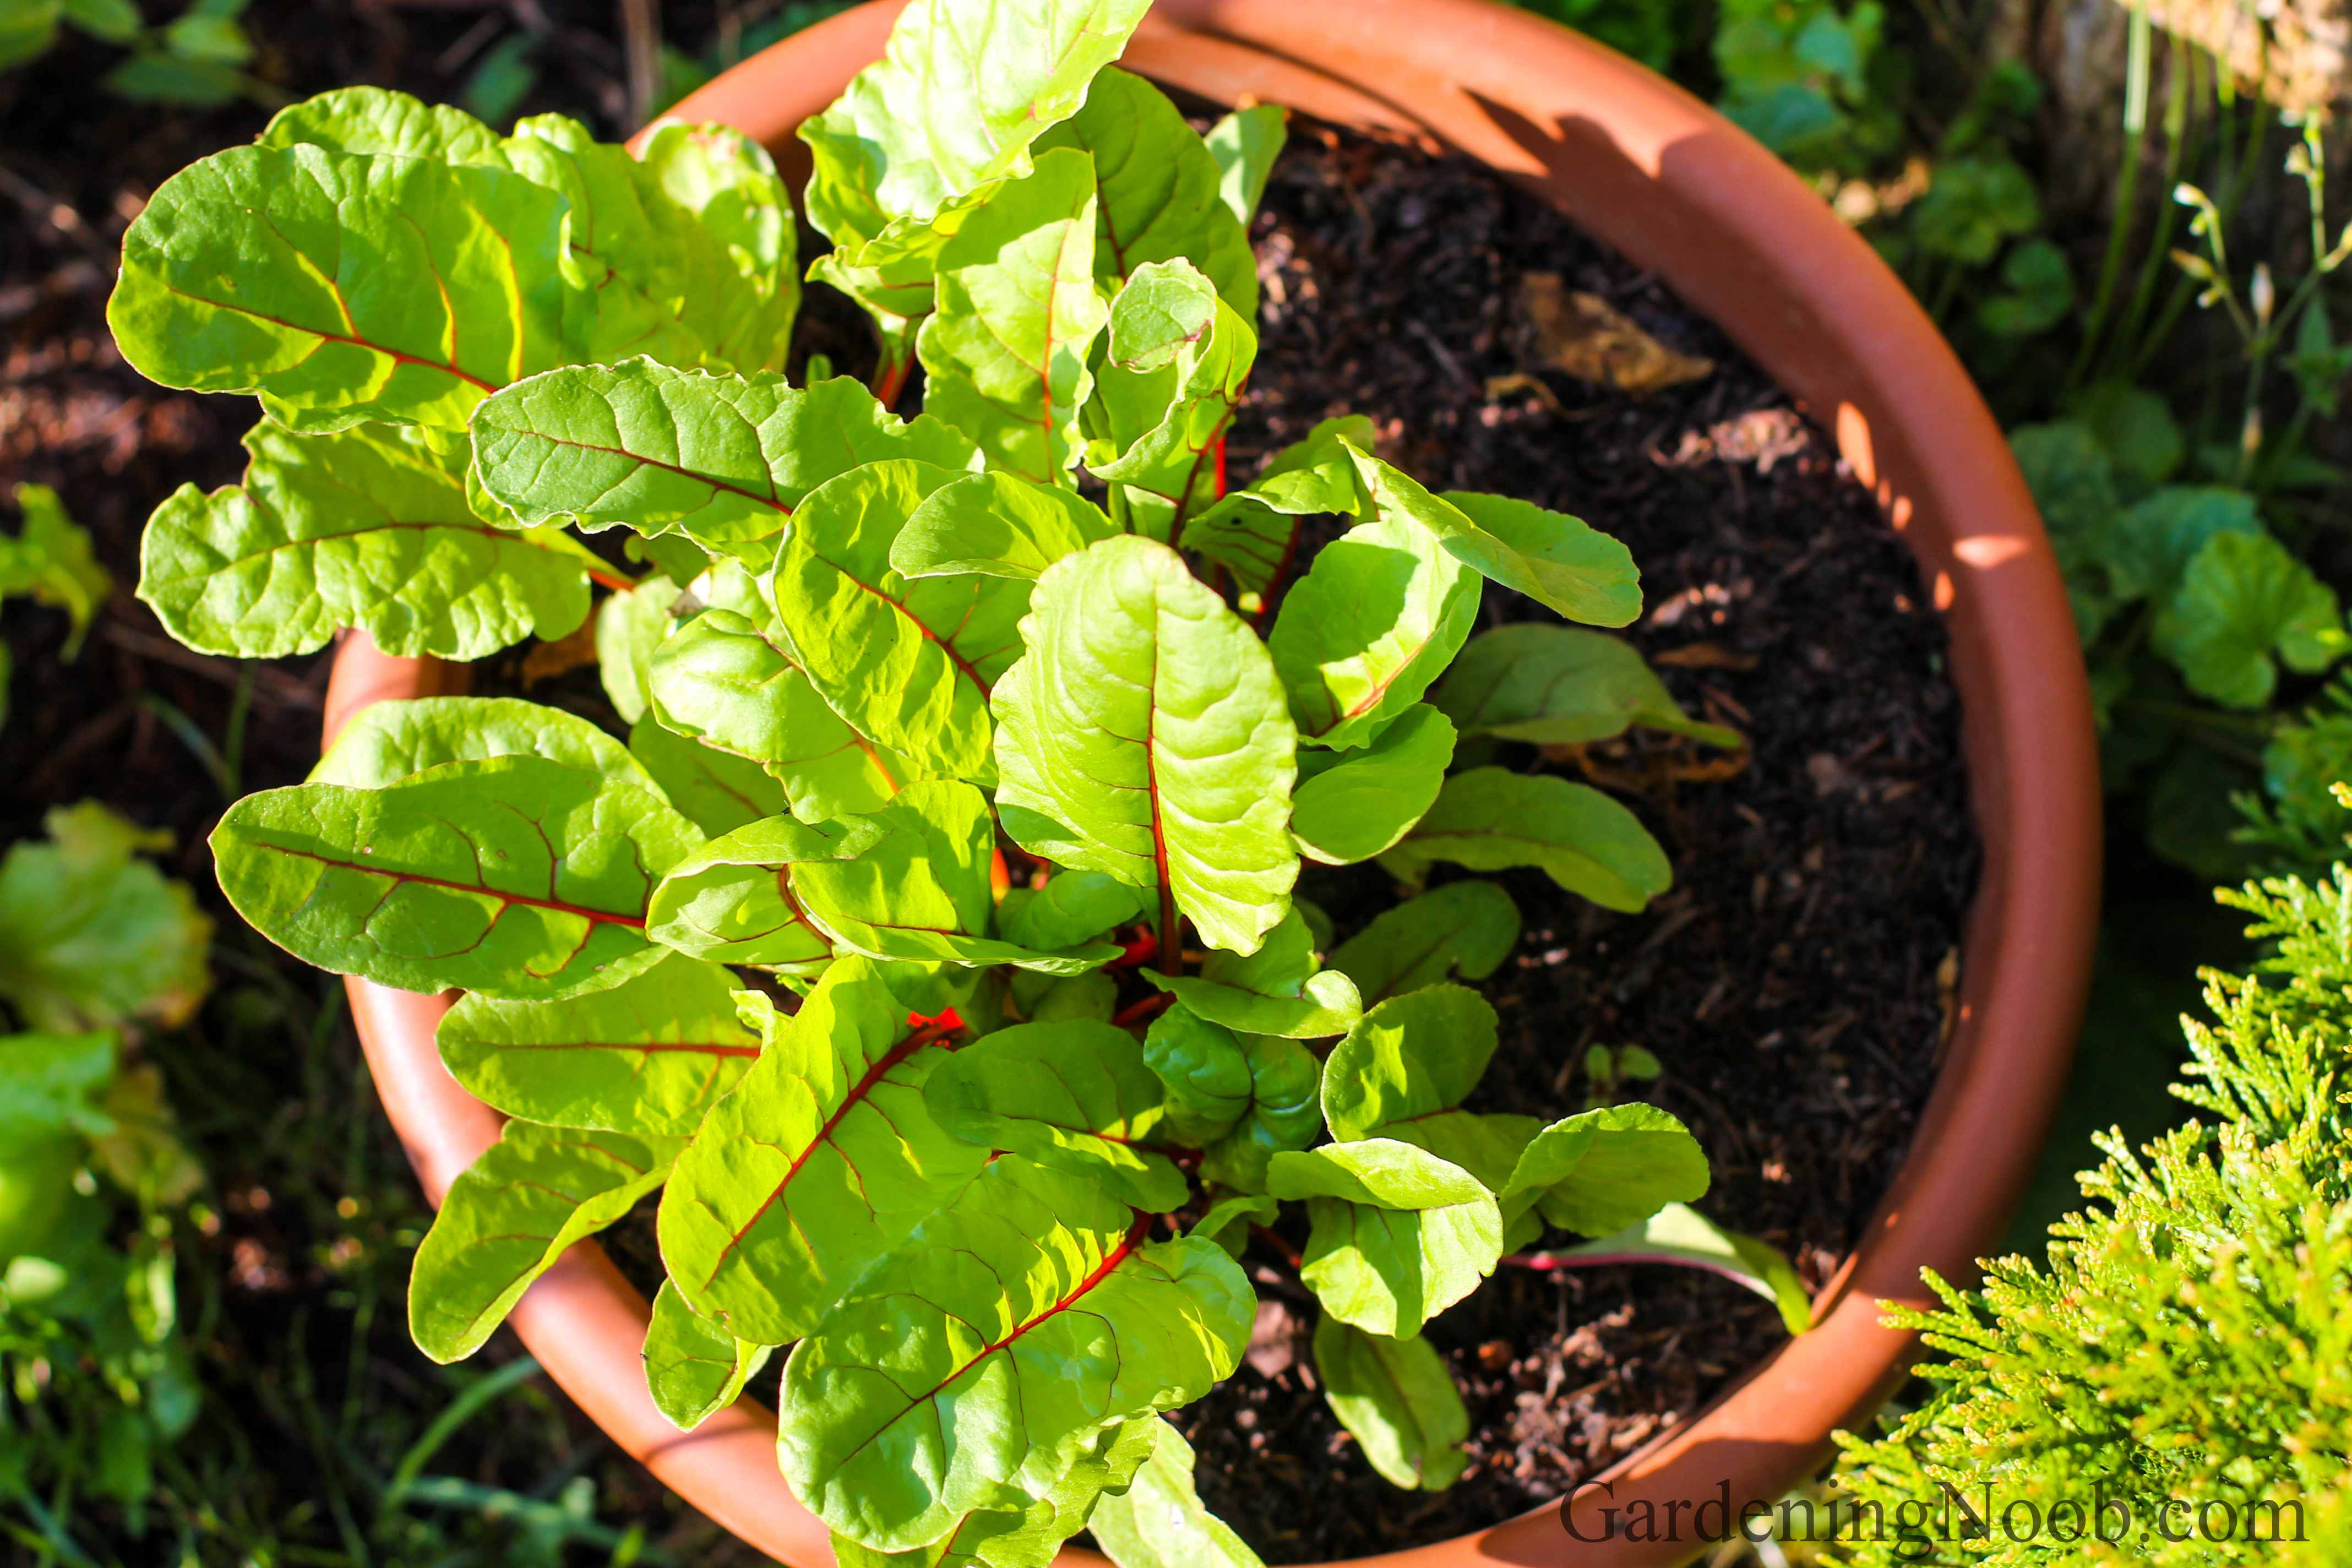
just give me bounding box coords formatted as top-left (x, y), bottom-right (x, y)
top-left (110, 142), bottom-right (572, 432)
top-left (657, 957), bottom-right (988, 1344)
top-left (647, 606), bottom-right (919, 820)
top-left (597, 576), bottom-right (678, 723)
top-left (1505, 1102), bottom-right (1710, 1238)
top-left (628, 716), bottom-right (791, 836)
top-left (1198, 904), bottom-right (1316, 999)
top-left (803, 178), bottom-right (1006, 356)
top-left (409, 1120), bottom-right (680, 1362)
top-left (1544, 1202), bottom-right (1810, 1333)
top-left (1206, 105), bottom-right (1286, 228)
top-left (259, 85), bottom-right (506, 161)
top-left (1291, 704), bottom-right (1455, 864)
top-left (636, 119), bottom-right (801, 373)
top-left (1141, 969), bottom-right (1360, 1040)
top-left (1326, 881), bottom-right (1520, 1007)
top-left (1268, 497), bottom-right (1480, 750)
top-left (1379, 767), bottom-right (1669, 912)
top-left (994, 535), bottom-right (1298, 955)
top-left (1311, 1315), bottom-right (1467, 1491)
top-left (1431, 624), bottom-right (1739, 747)
top-left (1, 484), bottom-right (110, 658)
top-left (436, 954), bottom-right (760, 1136)
top-left (139, 421), bottom-right (590, 660)
top-left (776, 1155), bottom-right (1249, 1551)
top-left (1141, 1005), bottom-right (1253, 1146)
top-left (917, 150), bottom-right (1107, 484)
top-left (796, 0), bottom-right (1151, 237)
top-left (923, 1019), bottom-right (1183, 1210)
top-left (1185, 415), bottom-right (1372, 609)
top-left (795, 781), bottom-right (1117, 973)
top-left (212, 755), bottom-right (701, 1000)
top-left (470, 361), bottom-right (976, 567)
top-left (1265, 1139), bottom-right (1501, 1336)
top-left (998, 870), bottom-right (1146, 951)
top-left (1036, 67), bottom-right (1256, 316)
top-left (1197, 1035), bottom-right (1322, 1193)
top-left (2154, 529), bottom-right (2350, 710)
top-left (1088, 260), bottom-right (1254, 543)
top-left (891, 471), bottom-right (1119, 581)
top-left (769, 461), bottom-right (1025, 781)
top-left (311, 695), bottom-right (646, 789)
top-left (645, 1278), bottom-right (771, 1430)
top-left (1086, 1418), bottom-right (1264, 1568)
top-left (1348, 450), bottom-right (1640, 625)
top-left (0, 804), bottom-right (212, 1032)
top-left (831, 1420), bottom-right (1161, 1568)
top-left (644, 813), bottom-right (877, 969)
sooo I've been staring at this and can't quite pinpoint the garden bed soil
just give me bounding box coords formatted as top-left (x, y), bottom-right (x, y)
top-left (4, 21), bottom-right (1973, 1558)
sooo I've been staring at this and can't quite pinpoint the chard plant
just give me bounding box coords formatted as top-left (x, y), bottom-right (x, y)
top-left (105, 0), bottom-right (1739, 1558)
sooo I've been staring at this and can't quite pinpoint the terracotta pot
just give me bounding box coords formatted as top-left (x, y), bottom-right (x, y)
top-left (324, 1), bottom-right (2101, 1562)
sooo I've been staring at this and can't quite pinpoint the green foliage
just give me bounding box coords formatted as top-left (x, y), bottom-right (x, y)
top-left (1829, 858), bottom-right (2352, 1564)
top-left (2, 0), bottom-right (272, 106)
top-left (109, 3), bottom-right (1729, 1553)
top-left (1, 484), bottom-right (111, 669)
top-left (0, 803), bottom-right (211, 1034)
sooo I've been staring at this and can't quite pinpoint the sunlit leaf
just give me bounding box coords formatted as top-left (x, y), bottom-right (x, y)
top-left (1312, 1315), bottom-right (1467, 1491)
top-left (1379, 767), bottom-right (1669, 912)
top-left (1266, 1138), bottom-right (1501, 1336)
top-left (924, 1019), bottom-right (1184, 1210)
top-left (645, 1278), bottom-right (772, 1430)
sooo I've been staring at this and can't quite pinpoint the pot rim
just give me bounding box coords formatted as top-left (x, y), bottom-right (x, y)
top-left (326, 2), bottom-right (2099, 1564)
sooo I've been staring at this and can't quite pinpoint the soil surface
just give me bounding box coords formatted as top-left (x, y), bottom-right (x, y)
top-left (1152, 133), bottom-right (1977, 1562)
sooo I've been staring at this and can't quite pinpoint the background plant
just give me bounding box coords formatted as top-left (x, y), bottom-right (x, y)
top-left (94, 0), bottom-right (1782, 1556)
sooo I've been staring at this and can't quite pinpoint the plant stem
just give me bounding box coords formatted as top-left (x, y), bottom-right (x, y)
top-left (2066, 1), bottom-right (2153, 395)
top-left (1157, 881), bottom-right (1180, 978)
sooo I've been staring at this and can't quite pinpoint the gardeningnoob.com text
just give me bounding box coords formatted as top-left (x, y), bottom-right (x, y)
top-left (1559, 1479), bottom-right (2310, 1556)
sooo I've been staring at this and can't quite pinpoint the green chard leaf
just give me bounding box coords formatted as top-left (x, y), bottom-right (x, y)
top-left (1291, 703), bottom-right (1455, 864)
top-left (796, 0), bottom-right (1152, 241)
top-left (647, 606), bottom-right (921, 821)
top-left (1326, 881), bottom-right (1520, 1007)
top-left (1185, 415), bottom-right (1373, 611)
top-left (644, 1278), bottom-right (771, 1430)
top-left (830, 1420), bottom-right (1162, 1568)
top-left (1268, 492), bottom-right (1481, 751)
top-left (596, 575), bottom-right (678, 724)
top-left (997, 870), bottom-right (1146, 951)
top-left (1192, 1190), bottom-right (1278, 1257)
top-left (644, 813), bottom-right (877, 970)
top-left (891, 470), bottom-right (1120, 582)
top-left (1036, 66), bottom-right (1257, 317)
top-left (923, 1019), bottom-right (1184, 1210)
top-left (656, 957), bottom-right (988, 1344)
top-left (139, 421), bottom-right (590, 660)
top-left (1198, 1035), bottom-right (1324, 1193)
top-left (1087, 258), bottom-right (1255, 543)
top-left (435, 954), bottom-right (761, 1136)
top-left (211, 755), bottom-right (702, 1000)
top-left (1266, 1139), bottom-right (1503, 1337)
top-left (469, 361), bottom-right (976, 568)
top-left (1206, 105), bottom-right (1287, 228)
top-left (776, 1155), bottom-right (1250, 1552)
top-left (1142, 1005), bottom-right (1254, 1146)
top-left (993, 535), bottom-right (1299, 955)
top-left (1140, 907), bottom-right (1363, 1039)
top-left (1322, 986), bottom-right (1535, 1195)
top-left (768, 461), bottom-right (1027, 782)
top-left (1379, 767), bottom-right (1669, 912)
top-left (0, 803), bottom-right (211, 1033)
top-left (1, 483), bottom-right (110, 658)
top-left (1431, 623), bottom-right (1740, 748)
top-left (1543, 1202), bottom-right (1810, 1334)
top-left (1312, 1315), bottom-right (1468, 1491)
top-left (110, 142), bottom-right (573, 432)
top-left (627, 716), bottom-right (792, 837)
top-left (1086, 1418), bottom-right (1265, 1568)
top-left (310, 695), bottom-right (646, 789)
top-left (793, 781), bottom-right (1119, 973)
top-left (409, 1119), bottom-right (682, 1362)
top-left (2153, 529), bottom-right (2350, 710)
top-left (636, 119), bottom-right (801, 372)
top-left (917, 149), bottom-right (1109, 484)
top-left (1503, 1102), bottom-right (1710, 1238)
